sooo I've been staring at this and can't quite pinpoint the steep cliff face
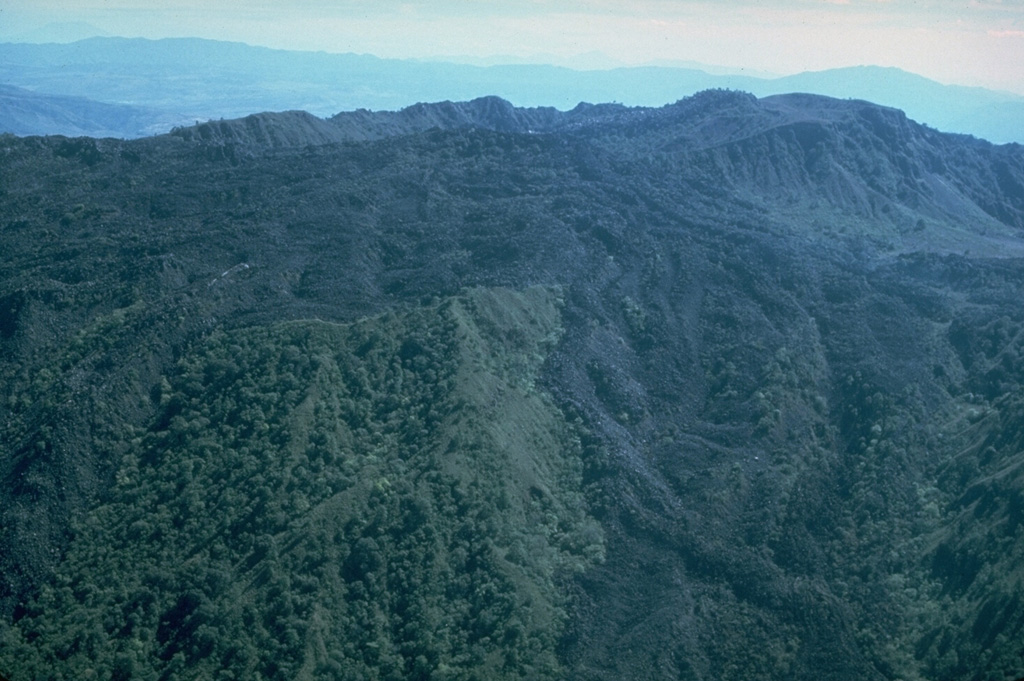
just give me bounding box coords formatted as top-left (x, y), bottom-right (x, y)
top-left (1, 92), bottom-right (1024, 680)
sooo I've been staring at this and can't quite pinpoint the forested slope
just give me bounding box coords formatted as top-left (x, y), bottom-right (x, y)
top-left (1, 91), bottom-right (1024, 680)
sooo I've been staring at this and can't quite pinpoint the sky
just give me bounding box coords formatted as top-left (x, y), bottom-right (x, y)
top-left (2, 0), bottom-right (1024, 94)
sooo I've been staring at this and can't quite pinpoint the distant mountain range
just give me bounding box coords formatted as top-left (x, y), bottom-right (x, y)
top-left (1, 36), bottom-right (1023, 144)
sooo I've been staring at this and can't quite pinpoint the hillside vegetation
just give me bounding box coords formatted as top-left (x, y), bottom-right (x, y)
top-left (2, 91), bottom-right (1024, 680)
top-left (4, 288), bottom-right (601, 680)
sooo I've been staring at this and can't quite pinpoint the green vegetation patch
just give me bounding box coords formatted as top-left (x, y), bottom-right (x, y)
top-left (4, 286), bottom-right (602, 681)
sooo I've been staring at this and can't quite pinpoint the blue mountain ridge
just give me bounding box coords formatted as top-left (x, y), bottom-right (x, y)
top-left (1, 37), bottom-right (1021, 144)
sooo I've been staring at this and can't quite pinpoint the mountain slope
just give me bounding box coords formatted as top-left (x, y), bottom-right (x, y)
top-left (4, 288), bottom-right (600, 680)
top-left (753, 66), bottom-right (1024, 145)
top-left (169, 91), bottom-right (1024, 246)
top-left (1, 92), bottom-right (1024, 681)
top-left (0, 84), bottom-right (192, 138)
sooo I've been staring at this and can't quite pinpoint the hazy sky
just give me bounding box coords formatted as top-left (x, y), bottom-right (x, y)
top-left (3, 1), bottom-right (1024, 93)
